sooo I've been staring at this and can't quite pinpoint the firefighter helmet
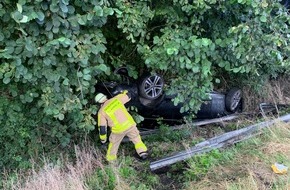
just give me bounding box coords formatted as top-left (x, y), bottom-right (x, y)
top-left (95, 93), bottom-right (107, 103)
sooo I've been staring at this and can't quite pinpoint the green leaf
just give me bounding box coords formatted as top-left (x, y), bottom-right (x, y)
top-left (167, 48), bottom-right (177, 55)
top-left (11, 11), bottom-right (23, 23)
top-left (104, 7), bottom-right (114, 16)
top-left (94, 6), bottom-right (103, 17)
top-left (193, 39), bottom-right (201, 47)
top-left (251, 1), bottom-right (258, 7)
top-left (201, 38), bottom-right (210, 46)
top-left (0, 32), bottom-right (4, 41)
top-left (37, 11), bottom-right (45, 21)
top-left (113, 8), bottom-right (122, 16)
top-left (83, 74), bottom-right (91, 81)
top-left (232, 67), bottom-right (241, 73)
top-left (97, 64), bottom-right (108, 72)
top-left (63, 78), bottom-right (69, 85)
top-left (44, 58), bottom-right (51, 65)
top-left (77, 72), bottom-right (83, 77)
top-left (3, 77), bottom-right (11, 84)
top-left (58, 37), bottom-right (66, 42)
top-left (218, 61), bottom-right (225, 67)
top-left (215, 38), bottom-right (222, 45)
top-left (83, 68), bottom-right (90, 75)
top-left (77, 15), bottom-right (86, 25)
top-left (153, 36), bottom-right (160, 44)
top-left (25, 42), bottom-right (33, 52)
top-left (215, 78), bottom-right (220, 83)
top-left (261, 1), bottom-right (268, 8)
top-left (187, 51), bottom-right (194, 58)
top-left (53, 109), bottom-right (60, 115)
top-left (60, 3), bottom-right (68, 13)
top-left (192, 66), bottom-right (199, 73)
top-left (17, 3), bottom-right (23, 13)
top-left (50, 4), bottom-right (59, 13)
top-left (260, 16), bottom-right (267, 23)
top-left (179, 56), bottom-right (185, 63)
top-left (82, 81), bottom-right (90, 87)
top-left (24, 73), bottom-right (32, 80)
top-left (61, 0), bottom-right (69, 5)
top-left (58, 113), bottom-right (65, 120)
top-left (87, 13), bottom-right (93, 21)
top-left (186, 62), bottom-right (192, 69)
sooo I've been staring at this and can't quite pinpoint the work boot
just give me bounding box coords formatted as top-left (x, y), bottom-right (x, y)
top-left (139, 151), bottom-right (149, 160)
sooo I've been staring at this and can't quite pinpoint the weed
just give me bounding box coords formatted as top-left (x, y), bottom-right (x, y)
top-left (183, 149), bottom-right (223, 182)
top-left (87, 166), bottom-right (117, 190)
top-left (242, 75), bottom-right (290, 112)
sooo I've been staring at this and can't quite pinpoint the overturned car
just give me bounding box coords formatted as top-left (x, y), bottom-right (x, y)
top-left (95, 67), bottom-right (242, 125)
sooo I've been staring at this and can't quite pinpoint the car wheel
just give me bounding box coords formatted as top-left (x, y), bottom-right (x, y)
top-left (225, 87), bottom-right (242, 112)
top-left (139, 94), bottom-right (165, 108)
top-left (138, 74), bottom-right (164, 100)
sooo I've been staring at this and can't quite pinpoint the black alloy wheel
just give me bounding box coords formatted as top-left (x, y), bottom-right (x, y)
top-left (138, 74), bottom-right (164, 100)
top-left (225, 88), bottom-right (242, 112)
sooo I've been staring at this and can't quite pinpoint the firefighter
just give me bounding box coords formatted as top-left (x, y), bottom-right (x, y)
top-left (95, 90), bottom-right (148, 161)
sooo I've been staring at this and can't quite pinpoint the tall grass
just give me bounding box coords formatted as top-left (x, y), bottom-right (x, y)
top-left (2, 145), bottom-right (114, 190)
top-left (242, 76), bottom-right (290, 112)
top-left (1, 144), bottom-right (157, 190)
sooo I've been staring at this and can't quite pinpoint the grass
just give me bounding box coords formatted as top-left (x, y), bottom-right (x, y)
top-left (1, 142), bottom-right (161, 190)
top-left (242, 76), bottom-right (290, 112)
top-left (2, 145), bottom-right (101, 190)
top-left (2, 119), bottom-right (290, 190)
top-left (184, 122), bottom-right (290, 190)
top-left (2, 76), bottom-right (290, 190)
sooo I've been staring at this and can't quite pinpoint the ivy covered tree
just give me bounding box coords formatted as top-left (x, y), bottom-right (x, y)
top-left (0, 0), bottom-right (289, 169)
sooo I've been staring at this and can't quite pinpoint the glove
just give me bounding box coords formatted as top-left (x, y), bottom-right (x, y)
top-left (123, 89), bottom-right (136, 99)
top-left (122, 90), bottom-right (128, 94)
top-left (99, 126), bottom-right (107, 144)
top-left (101, 139), bottom-right (107, 144)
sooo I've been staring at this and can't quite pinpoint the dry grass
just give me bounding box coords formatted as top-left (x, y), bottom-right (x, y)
top-left (185, 122), bottom-right (290, 190)
top-left (1, 144), bottom-right (140, 190)
top-left (2, 145), bottom-right (107, 190)
top-left (242, 76), bottom-right (290, 112)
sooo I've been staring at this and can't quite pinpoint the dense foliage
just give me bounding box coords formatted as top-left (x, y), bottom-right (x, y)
top-left (0, 0), bottom-right (289, 169)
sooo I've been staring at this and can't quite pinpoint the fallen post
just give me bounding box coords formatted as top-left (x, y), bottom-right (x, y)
top-left (150, 113), bottom-right (290, 172)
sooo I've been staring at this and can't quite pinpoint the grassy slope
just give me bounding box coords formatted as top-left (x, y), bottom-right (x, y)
top-left (2, 119), bottom-right (290, 190)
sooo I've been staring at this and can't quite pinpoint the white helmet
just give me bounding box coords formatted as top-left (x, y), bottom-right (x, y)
top-left (95, 93), bottom-right (107, 103)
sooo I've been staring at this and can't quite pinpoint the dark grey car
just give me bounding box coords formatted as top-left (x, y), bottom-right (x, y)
top-left (95, 67), bottom-right (242, 125)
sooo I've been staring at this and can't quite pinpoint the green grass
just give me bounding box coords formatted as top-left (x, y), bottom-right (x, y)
top-left (2, 120), bottom-right (290, 190)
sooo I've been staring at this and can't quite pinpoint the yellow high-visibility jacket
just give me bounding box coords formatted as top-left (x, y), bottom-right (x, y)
top-left (97, 93), bottom-right (136, 134)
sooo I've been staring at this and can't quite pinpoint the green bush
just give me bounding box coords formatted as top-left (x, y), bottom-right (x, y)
top-left (0, 0), bottom-right (112, 169)
top-left (0, 0), bottom-right (289, 169)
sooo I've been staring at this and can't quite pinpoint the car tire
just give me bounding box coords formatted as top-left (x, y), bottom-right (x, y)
top-left (225, 87), bottom-right (242, 112)
top-left (139, 94), bottom-right (165, 108)
top-left (138, 74), bottom-right (164, 100)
